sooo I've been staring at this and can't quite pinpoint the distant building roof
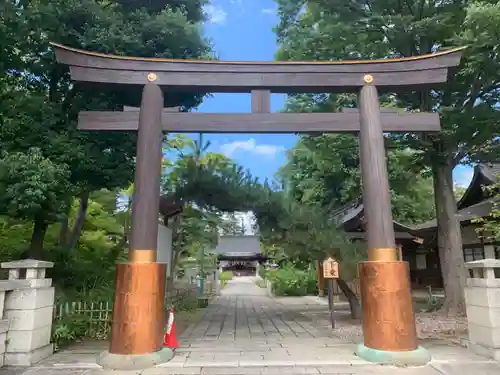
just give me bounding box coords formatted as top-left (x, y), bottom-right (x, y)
top-left (412, 162), bottom-right (499, 234)
top-left (330, 198), bottom-right (417, 240)
top-left (158, 194), bottom-right (183, 219)
top-left (214, 235), bottom-right (261, 257)
top-left (457, 163), bottom-right (499, 210)
top-left (412, 198), bottom-right (497, 232)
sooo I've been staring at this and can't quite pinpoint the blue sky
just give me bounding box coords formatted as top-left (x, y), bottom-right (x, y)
top-left (175, 0), bottom-right (474, 188)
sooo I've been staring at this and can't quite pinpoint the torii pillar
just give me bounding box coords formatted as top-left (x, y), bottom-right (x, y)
top-left (355, 75), bottom-right (429, 365)
top-left (98, 78), bottom-right (173, 370)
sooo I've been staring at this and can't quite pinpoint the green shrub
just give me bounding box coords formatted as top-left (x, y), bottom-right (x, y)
top-left (266, 265), bottom-right (317, 296)
top-left (173, 292), bottom-right (199, 311)
top-left (258, 266), bottom-right (267, 279)
top-left (51, 314), bottom-right (91, 351)
top-left (306, 272), bottom-right (317, 295)
top-left (220, 270), bottom-right (233, 281)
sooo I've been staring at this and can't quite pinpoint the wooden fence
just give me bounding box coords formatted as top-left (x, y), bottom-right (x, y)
top-left (53, 283), bottom-right (203, 339)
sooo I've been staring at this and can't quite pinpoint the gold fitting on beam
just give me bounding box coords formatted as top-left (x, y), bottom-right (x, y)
top-left (363, 74), bottom-right (374, 84)
top-left (147, 73), bottom-right (157, 82)
top-left (129, 249), bottom-right (156, 263)
top-left (368, 247), bottom-right (398, 262)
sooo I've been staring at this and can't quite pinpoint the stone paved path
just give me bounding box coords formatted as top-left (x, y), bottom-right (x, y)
top-left (9, 277), bottom-right (500, 375)
top-left (160, 277), bottom-right (500, 373)
top-left (181, 276), bottom-right (342, 344)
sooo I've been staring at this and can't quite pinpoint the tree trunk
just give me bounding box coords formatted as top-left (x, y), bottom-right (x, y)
top-left (59, 215), bottom-right (69, 246)
top-left (67, 191), bottom-right (90, 249)
top-left (171, 249), bottom-right (180, 278)
top-left (432, 157), bottom-right (467, 316)
top-left (336, 278), bottom-right (361, 319)
top-left (169, 215), bottom-right (182, 278)
top-left (316, 261), bottom-right (325, 297)
top-left (27, 214), bottom-right (48, 259)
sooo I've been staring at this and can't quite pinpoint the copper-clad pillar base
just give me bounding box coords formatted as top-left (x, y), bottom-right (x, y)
top-left (359, 261), bottom-right (417, 351)
top-left (109, 263), bottom-right (166, 355)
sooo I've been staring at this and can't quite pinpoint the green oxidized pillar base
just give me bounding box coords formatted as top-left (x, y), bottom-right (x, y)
top-left (355, 344), bottom-right (431, 367)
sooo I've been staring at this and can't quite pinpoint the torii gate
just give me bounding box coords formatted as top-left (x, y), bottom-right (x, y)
top-left (51, 43), bottom-right (464, 369)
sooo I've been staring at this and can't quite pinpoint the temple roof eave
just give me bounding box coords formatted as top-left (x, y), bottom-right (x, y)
top-left (411, 198), bottom-right (497, 234)
top-left (457, 163), bottom-right (499, 210)
top-left (331, 199), bottom-right (417, 240)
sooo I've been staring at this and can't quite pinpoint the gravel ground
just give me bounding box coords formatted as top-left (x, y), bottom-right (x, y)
top-left (311, 307), bottom-right (469, 343)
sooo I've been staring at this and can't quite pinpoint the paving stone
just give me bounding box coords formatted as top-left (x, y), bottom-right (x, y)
top-left (144, 367), bottom-right (202, 374)
top-left (166, 355), bottom-right (188, 365)
top-left (260, 367), bottom-right (320, 374)
top-left (238, 361), bottom-right (293, 367)
top-left (201, 368), bottom-right (264, 375)
top-left (324, 365), bottom-right (451, 375)
top-left (430, 362), bottom-right (500, 375)
top-left (28, 277), bottom-right (500, 375)
top-left (16, 370), bottom-right (87, 375)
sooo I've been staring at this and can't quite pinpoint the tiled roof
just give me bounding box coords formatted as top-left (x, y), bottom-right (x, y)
top-left (479, 163), bottom-right (500, 183)
top-left (330, 198), bottom-right (414, 232)
top-left (213, 235), bottom-right (261, 256)
top-left (412, 198), bottom-right (497, 231)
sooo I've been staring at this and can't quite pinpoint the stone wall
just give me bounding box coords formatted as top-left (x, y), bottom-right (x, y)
top-left (0, 259), bottom-right (55, 367)
top-left (464, 259), bottom-right (500, 361)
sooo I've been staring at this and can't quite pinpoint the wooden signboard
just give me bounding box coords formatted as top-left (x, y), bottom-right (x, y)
top-left (323, 257), bottom-right (339, 329)
top-left (323, 257), bottom-right (339, 279)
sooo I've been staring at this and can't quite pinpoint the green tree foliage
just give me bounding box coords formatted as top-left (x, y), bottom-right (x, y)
top-left (273, 0), bottom-right (500, 315)
top-left (0, 0), bottom-right (211, 257)
top-left (258, 196), bottom-right (364, 318)
top-left (0, 191), bottom-right (126, 299)
top-left (454, 185), bottom-right (468, 202)
top-left (0, 149), bottom-right (72, 258)
top-left (0, 0), bottom-right (212, 305)
top-left (278, 134), bottom-right (435, 225)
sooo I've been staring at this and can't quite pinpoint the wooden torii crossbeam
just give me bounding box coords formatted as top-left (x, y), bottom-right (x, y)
top-left (78, 109), bottom-right (440, 133)
top-left (79, 92), bottom-right (440, 133)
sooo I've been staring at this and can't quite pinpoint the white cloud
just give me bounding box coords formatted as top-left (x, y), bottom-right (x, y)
top-left (219, 138), bottom-right (285, 158)
top-left (261, 8), bottom-right (275, 15)
top-left (203, 4), bottom-right (228, 24)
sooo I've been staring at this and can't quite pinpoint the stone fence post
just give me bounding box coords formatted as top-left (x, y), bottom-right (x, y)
top-left (464, 259), bottom-right (500, 361)
top-left (215, 265), bottom-right (221, 296)
top-left (1, 259), bottom-right (55, 366)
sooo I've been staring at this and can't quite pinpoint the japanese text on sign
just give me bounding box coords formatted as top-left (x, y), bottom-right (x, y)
top-left (323, 257), bottom-right (339, 279)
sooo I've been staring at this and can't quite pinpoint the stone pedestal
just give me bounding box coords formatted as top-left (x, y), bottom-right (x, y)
top-left (0, 309), bottom-right (8, 367)
top-left (1, 259), bottom-right (55, 366)
top-left (215, 266), bottom-right (221, 296)
top-left (464, 259), bottom-right (500, 361)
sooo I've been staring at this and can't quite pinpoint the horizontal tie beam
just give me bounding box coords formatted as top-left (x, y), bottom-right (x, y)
top-left (78, 111), bottom-right (440, 133)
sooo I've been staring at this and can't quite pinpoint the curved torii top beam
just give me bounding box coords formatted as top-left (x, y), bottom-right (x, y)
top-left (50, 43), bottom-right (465, 93)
